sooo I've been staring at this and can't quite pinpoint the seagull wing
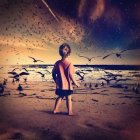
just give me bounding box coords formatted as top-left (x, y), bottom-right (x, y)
top-left (76, 72), bottom-right (83, 78)
top-left (37, 72), bottom-right (44, 76)
top-left (19, 72), bottom-right (29, 76)
top-left (37, 60), bottom-right (44, 62)
top-left (28, 56), bottom-right (36, 61)
top-left (8, 71), bottom-right (18, 75)
top-left (102, 53), bottom-right (113, 59)
top-left (12, 68), bottom-right (19, 72)
top-left (22, 68), bottom-right (28, 72)
top-left (45, 70), bottom-right (51, 74)
top-left (116, 78), bottom-right (131, 82)
top-left (98, 78), bottom-right (107, 82)
top-left (78, 55), bottom-right (89, 60)
top-left (120, 49), bottom-right (127, 54)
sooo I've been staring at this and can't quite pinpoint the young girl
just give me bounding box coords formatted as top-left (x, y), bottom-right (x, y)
top-left (52, 43), bottom-right (79, 116)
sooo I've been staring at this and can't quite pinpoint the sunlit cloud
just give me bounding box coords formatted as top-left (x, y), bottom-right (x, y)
top-left (89, 0), bottom-right (105, 22)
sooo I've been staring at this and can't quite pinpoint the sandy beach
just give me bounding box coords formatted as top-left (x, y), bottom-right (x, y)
top-left (0, 80), bottom-right (140, 140)
top-left (0, 0), bottom-right (140, 139)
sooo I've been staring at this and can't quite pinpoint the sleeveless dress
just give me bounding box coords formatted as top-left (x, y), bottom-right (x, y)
top-left (52, 59), bottom-right (75, 97)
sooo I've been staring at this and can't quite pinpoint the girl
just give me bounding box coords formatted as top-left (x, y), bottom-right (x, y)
top-left (52, 43), bottom-right (79, 115)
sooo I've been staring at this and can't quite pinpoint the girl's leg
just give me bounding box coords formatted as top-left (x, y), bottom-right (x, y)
top-left (53, 96), bottom-right (63, 113)
top-left (66, 95), bottom-right (73, 115)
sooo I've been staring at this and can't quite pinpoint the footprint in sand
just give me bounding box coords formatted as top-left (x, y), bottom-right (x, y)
top-left (9, 132), bottom-right (24, 139)
top-left (105, 122), bottom-right (124, 131)
top-left (78, 119), bottom-right (95, 129)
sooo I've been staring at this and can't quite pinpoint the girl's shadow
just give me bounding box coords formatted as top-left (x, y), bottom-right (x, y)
top-left (40, 110), bottom-right (68, 116)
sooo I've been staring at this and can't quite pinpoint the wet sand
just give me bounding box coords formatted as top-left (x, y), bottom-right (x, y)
top-left (0, 81), bottom-right (140, 140)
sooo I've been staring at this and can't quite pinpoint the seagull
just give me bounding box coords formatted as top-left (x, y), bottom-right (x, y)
top-left (115, 78), bottom-right (131, 83)
top-left (103, 70), bottom-right (122, 78)
top-left (89, 83), bottom-right (92, 89)
top-left (17, 84), bottom-right (23, 93)
top-left (101, 82), bottom-right (104, 86)
top-left (36, 72), bottom-right (48, 80)
top-left (23, 78), bottom-right (27, 83)
top-left (19, 72), bottom-right (30, 76)
top-left (22, 68), bottom-right (28, 72)
top-left (95, 83), bottom-right (98, 88)
top-left (98, 77), bottom-right (116, 84)
top-left (11, 67), bottom-right (28, 72)
top-left (77, 54), bottom-right (101, 62)
top-left (45, 70), bottom-right (51, 74)
top-left (0, 83), bottom-right (4, 95)
top-left (102, 50), bottom-right (128, 59)
top-left (28, 56), bottom-right (44, 63)
top-left (75, 71), bottom-right (87, 81)
top-left (132, 83), bottom-right (139, 94)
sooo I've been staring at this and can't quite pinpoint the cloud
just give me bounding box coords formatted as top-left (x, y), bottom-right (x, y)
top-left (103, 5), bottom-right (123, 27)
top-left (89, 0), bottom-right (105, 22)
top-left (78, 0), bottom-right (105, 23)
top-left (78, 0), bottom-right (86, 18)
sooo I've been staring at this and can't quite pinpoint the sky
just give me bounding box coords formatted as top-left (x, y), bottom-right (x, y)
top-left (0, 0), bottom-right (140, 65)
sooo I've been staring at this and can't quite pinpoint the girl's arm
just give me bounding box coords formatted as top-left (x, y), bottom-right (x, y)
top-left (69, 73), bottom-right (80, 87)
top-left (52, 66), bottom-right (56, 82)
top-left (69, 64), bottom-right (80, 87)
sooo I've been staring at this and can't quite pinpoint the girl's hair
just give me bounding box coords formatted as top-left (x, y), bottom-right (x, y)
top-left (59, 43), bottom-right (71, 58)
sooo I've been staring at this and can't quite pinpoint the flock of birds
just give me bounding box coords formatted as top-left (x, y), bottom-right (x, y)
top-left (0, 0), bottom-right (134, 66)
top-left (0, 1), bottom-right (139, 96)
top-left (0, 60), bottom-right (140, 96)
top-left (0, 0), bottom-right (85, 64)
top-left (77, 49), bottom-right (129, 63)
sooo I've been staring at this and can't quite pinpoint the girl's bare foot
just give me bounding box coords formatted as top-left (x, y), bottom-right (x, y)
top-left (53, 110), bottom-right (60, 114)
top-left (68, 112), bottom-right (74, 116)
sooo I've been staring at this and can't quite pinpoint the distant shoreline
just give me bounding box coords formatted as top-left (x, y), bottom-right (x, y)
top-left (1, 64), bottom-right (140, 70)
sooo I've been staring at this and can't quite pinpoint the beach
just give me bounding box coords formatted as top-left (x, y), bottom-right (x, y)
top-left (0, 78), bottom-right (140, 140)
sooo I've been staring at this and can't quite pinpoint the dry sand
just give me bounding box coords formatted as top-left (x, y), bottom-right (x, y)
top-left (0, 81), bottom-right (140, 140)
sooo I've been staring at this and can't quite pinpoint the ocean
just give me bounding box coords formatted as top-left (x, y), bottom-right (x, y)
top-left (0, 65), bottom-right (140, 85)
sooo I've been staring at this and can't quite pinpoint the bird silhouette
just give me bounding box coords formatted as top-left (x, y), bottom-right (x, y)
top-left (132, 83), bottom-right (139, 94)
top-left (8, 71), bottom-right (29, 82)
top-left (102, 70), bottom-right (122, 79)
top-left (0, 83), bottom-right (4, 95)
top-left (19, 72), bottom-right (29, 76)
top-left (45, 70), bottom-right (51, 74)
top-left (22, 68), bottom-right (28, 72)
top-left (98, 78), bottom-right (116, 84)
top-left (115, 78), bottom-right (131, 83)
top-left (36, 71), bottom-right (49, 80)
top-left (23, 78), bottom-right (27, 83)
top-left (75, 71), bottom-right (87, 81)
top-left (17, 84), bottom-right (23, 94)
top-left (102, 50), bottom-right (127, 59)
top-left (28, 56), bottom-right (44, 63)
top-left (95, 83), bottom-right (98, 88)
top-left (89, 83), bottom-right (92, 89)
top-left (100, 82), bottom-right (104, 86)
top-left (77, 54), bottom-right (101, 62)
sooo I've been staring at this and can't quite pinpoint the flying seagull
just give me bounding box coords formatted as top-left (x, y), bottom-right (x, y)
top-left (78, 54), bottom-right (101, 62)
top-left (102, 50), bottom-right (128, 59)
top-left (28, 56), bottom-right (44, 63)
